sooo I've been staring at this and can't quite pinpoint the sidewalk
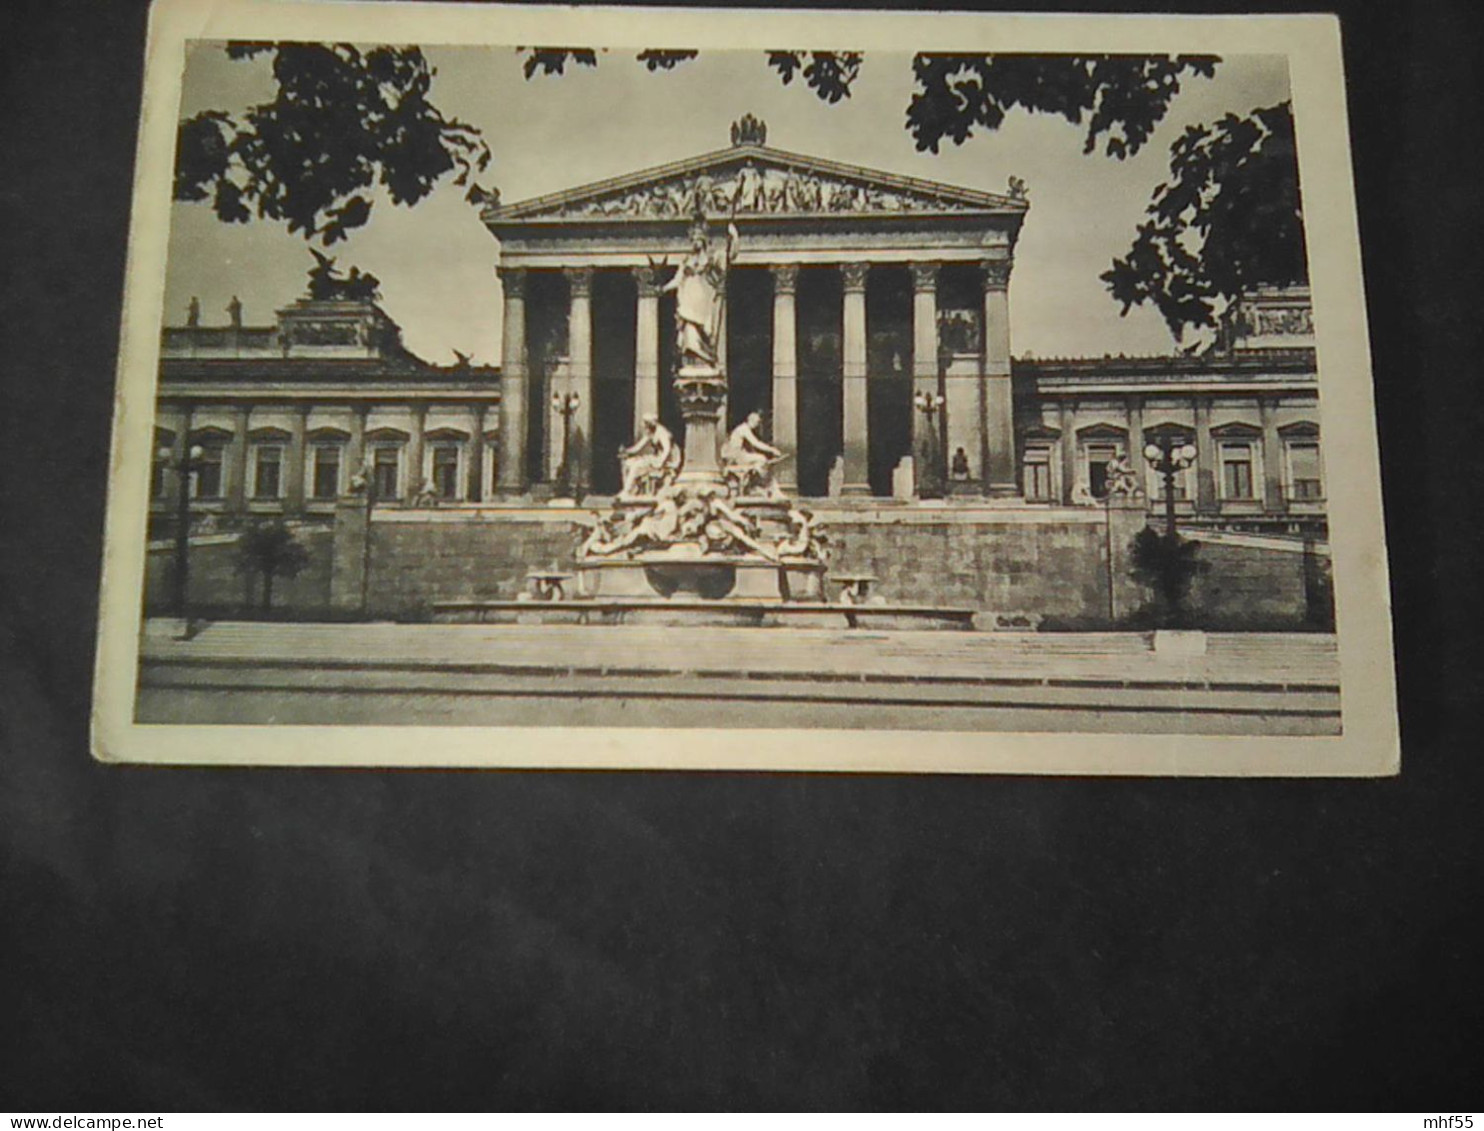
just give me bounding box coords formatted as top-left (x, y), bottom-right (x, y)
top-left (137, 620), bottom-right (1341, 734)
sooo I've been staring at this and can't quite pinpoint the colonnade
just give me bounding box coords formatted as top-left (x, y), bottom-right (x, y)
top-left (496, 258), bottom-right (1017, 499)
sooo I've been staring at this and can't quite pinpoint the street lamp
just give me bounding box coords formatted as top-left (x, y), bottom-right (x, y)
top-left (913, 390), bottom-right (946, 499)
top-left (552, 389), bottom-right (582, 500)
top-left (1143, 435), bottom-right (1199, 538)
top-left (158, 443), bottom-right (207, 633)
top-left (350, 458), bottom-right (378, 615)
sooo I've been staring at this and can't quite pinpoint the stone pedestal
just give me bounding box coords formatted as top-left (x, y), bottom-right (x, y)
top-left (674, 364), bottom-right (727, 486)
top-left (330, 497), bottom-right (371, 613)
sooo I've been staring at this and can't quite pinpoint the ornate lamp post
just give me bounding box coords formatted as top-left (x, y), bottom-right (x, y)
top-left (158, 443), bottom-right (206, 630)
top-left (913, 390), bottom-right (946, 499)
top-left (1143, 435), bottom-right (1199, 538)
top-left (552, 390), bottom-right (582, 500)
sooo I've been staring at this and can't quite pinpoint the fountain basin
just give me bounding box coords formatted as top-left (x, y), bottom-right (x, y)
top-left (429, 598), bottom-right (976, 630)
top-left (575, 549), bottom-right (826, 602)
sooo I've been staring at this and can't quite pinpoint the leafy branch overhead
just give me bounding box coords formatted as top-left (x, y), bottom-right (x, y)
top-left (765, 51), bottom-right (862, 104)
top-left (172, 45), bottom-right (1301, 350)
top-left (518, 49), bottom-right (1217, 155)
top-left (907, 54), bottom-right (1219, 158)
top-left (173, 43), bottom-right (490, 244)
top-left (1102, 101), bottom-right (1307, 341)
top-left (520, 47), bottom-right (700, 76)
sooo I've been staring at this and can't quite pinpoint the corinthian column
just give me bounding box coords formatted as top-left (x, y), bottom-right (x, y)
top-left (910, 262), bottom-right (941, 495)
top-left (982, 258), bottom-right (1017, 496)
top-left (564, 266), bottom-right (594, 491)
top-left (841, 262), bottom-right (871, 496)
top-left (633, 265), bottom-right (661, 433)
top-left (770, 264), bottom-right (799, 493)
top-left (496, 266), bottom-right (528, 495)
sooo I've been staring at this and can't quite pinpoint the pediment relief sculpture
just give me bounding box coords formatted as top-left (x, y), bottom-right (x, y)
top-left (509, 159), bottom-right (1013, 222)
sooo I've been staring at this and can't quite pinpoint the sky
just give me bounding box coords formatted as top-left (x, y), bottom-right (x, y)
top-left (164, 44), bottom-right (1292, 364)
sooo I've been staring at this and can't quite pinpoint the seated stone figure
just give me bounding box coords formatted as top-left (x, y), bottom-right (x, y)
top-left (722, 411), bottom-right (785, 498)
top-left (1105, 454), bottom-right (1143, 499)
top-left (619, 414), bottom-right (680, 499)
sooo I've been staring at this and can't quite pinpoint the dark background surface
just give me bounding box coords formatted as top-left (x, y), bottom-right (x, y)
top-left (2, 0), bottom-right (1481, 1110)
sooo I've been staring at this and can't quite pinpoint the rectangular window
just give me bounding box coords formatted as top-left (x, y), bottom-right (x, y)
top-left (1220, 442), bottom-right (1254, 500)
top-left (432, 445), bottom-right (460, 500)
top-left (1023, 446), bottom-right (1053, 502)
top-left (1086, 443), bottom-right (1119, 499)
top-left (194, 448), bottom-right (223, 499)
top-left (151, 458), bottom-right (169, 499)
top-left (312, 445), bottom-right (342, 500)
top-left (253, 445), bottom-right (283, 499)
top-left (373, 446), bottom-right (400, 500)
top-left (1288, 441), bottom-right (1323, 500)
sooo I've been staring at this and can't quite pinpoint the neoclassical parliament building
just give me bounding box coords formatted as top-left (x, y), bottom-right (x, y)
top-left (152, 124), bottom-right (1325, 541)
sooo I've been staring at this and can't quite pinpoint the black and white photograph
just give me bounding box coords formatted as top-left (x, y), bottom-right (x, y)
top-left (12, 0), bottom-right (1484, 1114)
top-left (91, 1), bottom-right (1396, 771)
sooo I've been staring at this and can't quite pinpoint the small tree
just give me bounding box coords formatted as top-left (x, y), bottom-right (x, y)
top-left (235, 520), bottom-right (311, 613)
top-left (1129, 525), bottom-right (1206, 629)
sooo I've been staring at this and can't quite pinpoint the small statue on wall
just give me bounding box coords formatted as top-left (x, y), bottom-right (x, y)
top-left (1105, 453), bottom-right (1143, 499)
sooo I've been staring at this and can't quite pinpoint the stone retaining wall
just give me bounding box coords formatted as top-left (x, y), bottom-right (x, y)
top-left (144, 528), bottom-right (333, 616)
top-left (337, 502), bottom-right (1154, 624)
top-left (141, 503), bottom-right (1330, 628)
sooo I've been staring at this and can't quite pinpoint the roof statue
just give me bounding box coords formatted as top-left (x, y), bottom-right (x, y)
top-left (730, 113), bottom-right (767, 147)
top-left (306, 249), bottom-right (381, 303)
top-left (465, 182), bottom-right (500, 208)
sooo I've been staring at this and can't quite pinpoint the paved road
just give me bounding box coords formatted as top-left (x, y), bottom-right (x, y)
top-left (136, 621), bottom-right (1341, 735)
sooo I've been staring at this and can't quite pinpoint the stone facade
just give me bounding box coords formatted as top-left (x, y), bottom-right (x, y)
top-left (146, 130), bottom-right (1327, 625)
top-left (151, 296), bottom-right (501, 533)
top-left (484, 134), bottom-right (1027, 500)
top-left (1015, 289), bottom-right (1324, 538)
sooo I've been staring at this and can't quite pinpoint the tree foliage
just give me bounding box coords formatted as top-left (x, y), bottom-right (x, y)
top-left (636, 49), bottom-right (699, 72)
top-left (906, 54), bottom-right (1218, 158)
top-left (1102, 101), bottom-right (1307, 342)
top-left (765, 51), bottom-right (862, 104)
top-left (174, 43), bottom-right (490, 244)
top-left (234, 520), bottom-right (311, 612)
top-left (174, 45), bottom-right (1303, 348)
top-left (519, 47), bottom-right (598, 78)
top-left (1129, 526), bottom-right (1206, 628)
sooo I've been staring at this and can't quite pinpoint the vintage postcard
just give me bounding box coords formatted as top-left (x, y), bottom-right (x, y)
top-left (92, 0), bottom-right (1398, 773)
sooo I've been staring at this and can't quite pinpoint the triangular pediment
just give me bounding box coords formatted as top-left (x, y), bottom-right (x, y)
top-left (485, 144), bottom-right (1027, 224)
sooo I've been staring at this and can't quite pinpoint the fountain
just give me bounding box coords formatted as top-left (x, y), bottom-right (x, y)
top-left (570, 207), bottom-right (831, 614)
top-left (432, 203), bottom-right (974, 629)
